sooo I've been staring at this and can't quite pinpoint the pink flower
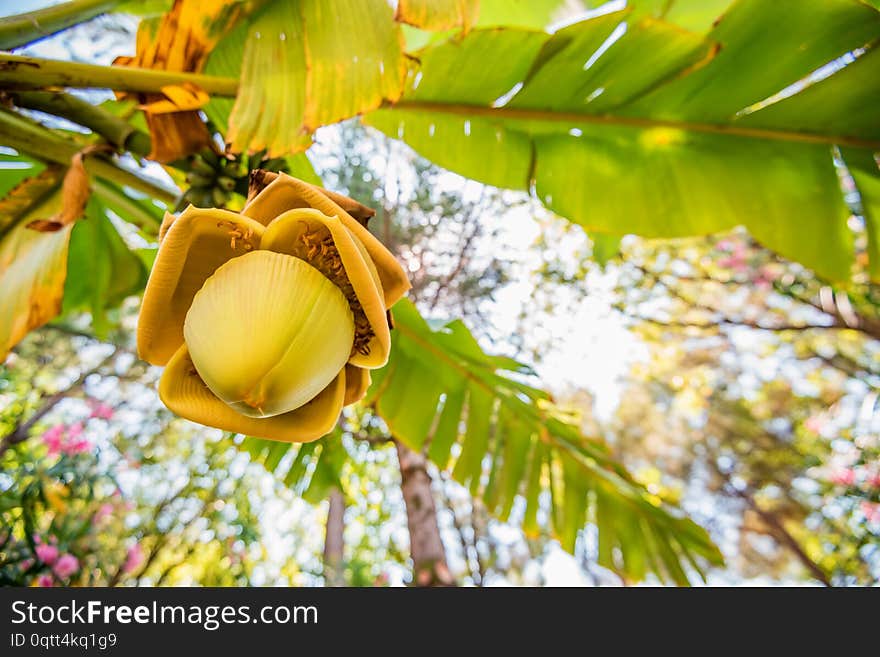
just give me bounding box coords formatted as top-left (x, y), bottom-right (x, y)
top-left (35, 544), bottom-right (59, 566)
top-left (717, 255), bottom-right (749, 272)
top-left (830, 468), bottom-right (856, 486)
top-left (759, 265), bottom-right (779, 283)
top-left (861, 501), bottom-right (880, 524)
top-left (41, 423), bottom-right (92, 456)
top-left (61, 423), bottom-right (91, 456)
top-left (42, 424), bottom-right (66, 456)
top-left (89, 402), bottom-right (114, 420)
top-left (20, 558), bottom-right (34, 571)
top-left (63, 438), bottom-right (92, 456)
top-left (865, 472), bottom-right (880, 490)
top-left (52, 554), bottom-right (79, 579)
top-left (37, 575), bottom-right (54, 588)
top-left (123, 544), bottom-right (144, 574)
top-left (804, 415), bottom-right (825, 435)
top-left (95, 503), bottom-right (114, 523)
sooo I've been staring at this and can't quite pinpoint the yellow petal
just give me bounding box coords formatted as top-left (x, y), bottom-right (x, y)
top-left (249, 170), bottom-right (376, 225)
top-left (158, 210), bottom-right (176, 242)
top-left (184, 250), bottom-right (354, 417)
top-left (137, 206), bottom-right (264, 366)
top-left (343, 364), bottom-right (371, 406)
top-left (242, 173), bottom-right (410, 307)
top-left (159, 344), bottom-right (345, 442)
top-left (260, 208), bottom-right (390, 368)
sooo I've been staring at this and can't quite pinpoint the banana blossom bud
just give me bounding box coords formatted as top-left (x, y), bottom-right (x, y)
top-left (137, 173), bottom-right (410, 442)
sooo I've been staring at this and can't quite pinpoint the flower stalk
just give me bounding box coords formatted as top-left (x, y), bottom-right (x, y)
top-left (8, 90), bottom-right (152, 156)
top-left (0, 108), bottom-right (177, 205)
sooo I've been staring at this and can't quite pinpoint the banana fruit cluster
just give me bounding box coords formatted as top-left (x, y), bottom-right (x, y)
top-left (180, 147), bottom-right (240, 209)
top-left (138, 173), bottom-right (410, 442)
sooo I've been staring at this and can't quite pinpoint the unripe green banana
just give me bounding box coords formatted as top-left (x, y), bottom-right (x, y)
top-left (195, 190), bottom-right (214, 207)
top-left (191, 155), bottom-right (216, 176)
top-left (187, 172), bottom-right (215, 188)
top-left (200, 148), bottom-right (220, 167)
top-left (212, 187), bottom-right (228, 207)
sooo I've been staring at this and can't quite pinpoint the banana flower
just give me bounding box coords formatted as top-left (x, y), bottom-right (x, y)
top-left (137, 173), bottom-right (410, 442)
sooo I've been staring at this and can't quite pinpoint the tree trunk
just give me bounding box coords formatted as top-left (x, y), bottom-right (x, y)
top-left (322, 488), bottom-right (346, 587)
top-left (395, 440), bottom-right (454, 586)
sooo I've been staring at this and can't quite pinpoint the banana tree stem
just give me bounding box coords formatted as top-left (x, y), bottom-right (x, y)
top-left (0, 108), bottom-right (178, 204)
top-left (0, 53), bottom-right (239, 96)
top-left (8, 90), bottom-right (151, 155)
top-left (0, 0), bottom-right (121, 50)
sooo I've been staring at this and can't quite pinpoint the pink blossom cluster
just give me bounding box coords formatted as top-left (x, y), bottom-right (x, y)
top-left (829, 468), bottom-right (856, 487)
top-left (95, 503), bottom-right (115, 523)
top-left (40, 401), bottom-right (115, 457)
top-left (804, 414), bottom-right (826, 435)
top-left (828, 467), bottom-right (880, 490)
top-left (88, 400), bottom-right (115, 420)
top-left (861, 501), bottom-right (880, 524)
top-left (715, 239), bottom-right (780, 288)
top-left (123, 544), bottom-right (145, 574)
top-left (715, 240), bottom-right (749, 273)
top-left (32, 536), bottom-right (80, 583)
top-left (41, 423), bottom-right (91, 457)
top-left (53, 554), bottom-right (80, 579)
top-left (753, 265), bottom-right (779, 290)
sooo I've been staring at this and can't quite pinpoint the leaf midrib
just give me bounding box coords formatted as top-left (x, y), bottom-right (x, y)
top-left (390, 100), bottom-right (880, 150)
top-left (4, 53), bottom-right (877, 150)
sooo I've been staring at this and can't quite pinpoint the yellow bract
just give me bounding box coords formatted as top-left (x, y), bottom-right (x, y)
top-left (138, 207), bottom-right (264, 366)
top-left (138, 173), bottom-right (410, 442)
top-left (242, 173), bottom-right (410, 306)
top-left (261, 208), bottom-right (390, 367)
top-left (159, 345), bottom-right (346, 442)
top-left (184, 250), bottom-right (354, 418)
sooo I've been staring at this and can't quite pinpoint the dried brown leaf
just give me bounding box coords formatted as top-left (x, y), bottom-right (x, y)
top-left (26, 153), bottom-right (89, 232)
top-left (0, 171), bottom-right (73, 359)
top-left (0, 166), bottom-right (62, 238)
top-left (114, 0), bottom-right (247, 162)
